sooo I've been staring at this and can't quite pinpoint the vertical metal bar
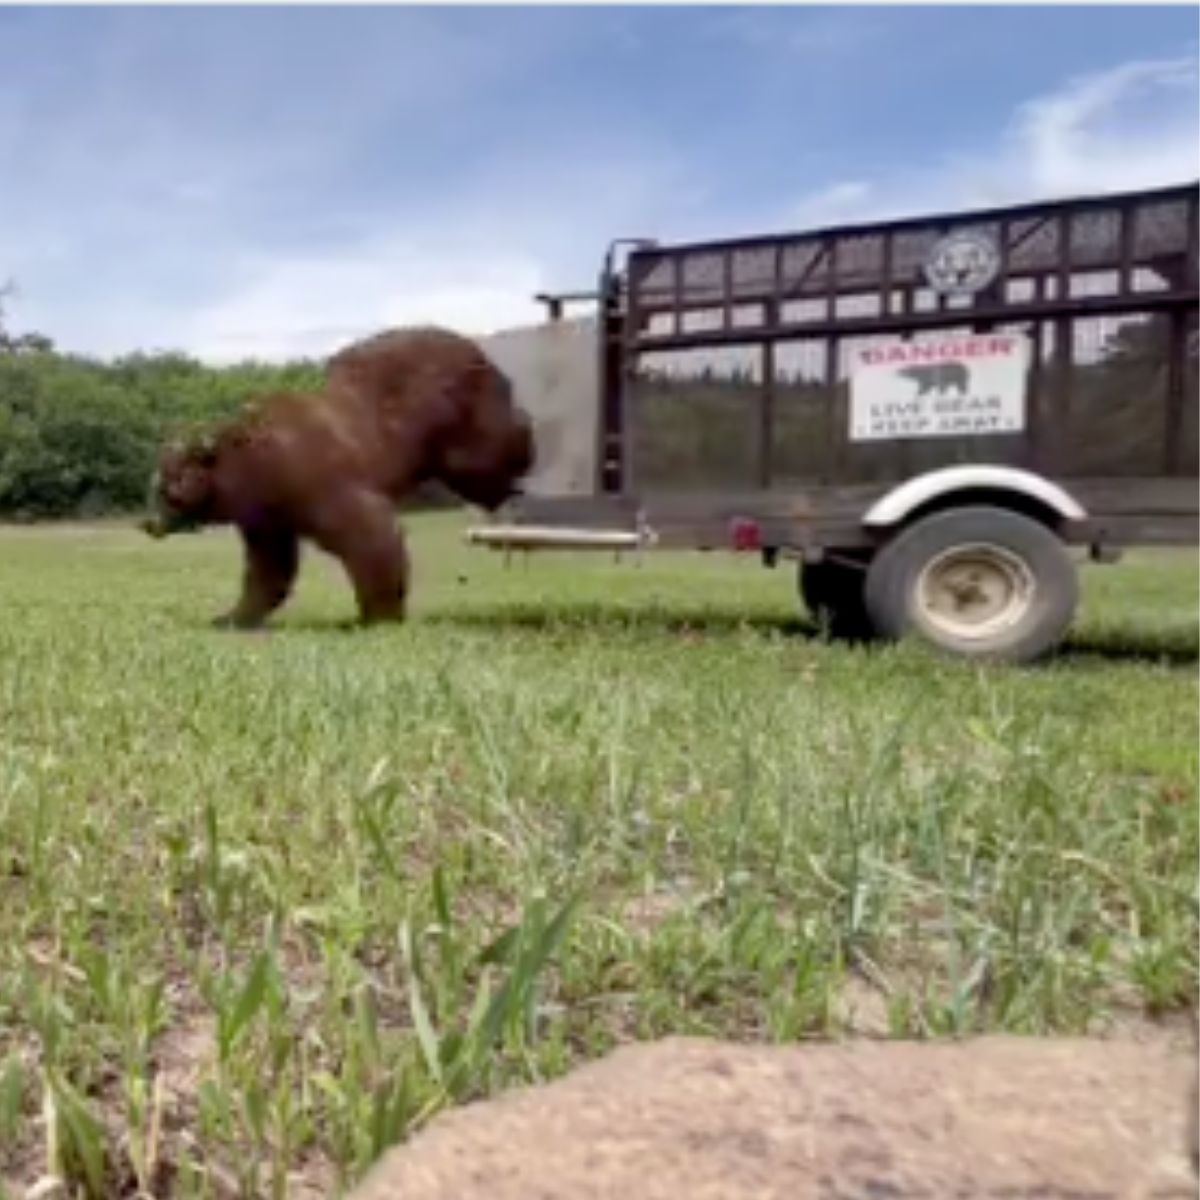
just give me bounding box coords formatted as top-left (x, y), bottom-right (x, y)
top-left (672, 254), bottom-right (683, 338)
top-left (722, 250), bottom-right (733, 332)
top-left (1053, 210), bottom-right (1075, 470)
top-left (758, 243), bottom-right (783, 492)
top-left (931, 225), bottom-right (946, 316)
top-left (602, 253), bottom-right (632, 495)
top-left (596, 263), bottom-right (617, 494)
top-left (994, 217), bottom-right (1010, 309)
top-left (1058, 210), bottom-right (1072, 302)
top-left (760, 341), bottom-right (774, 490)
top-left (1025, 320), bottom-right (1043, 471)
top-left (1052, 313), bottom-right (1072, 471)
top-left (972, 224), bottom-right (1004, 335)
top-left (825, 335), bottom-right (842, 482)
top-left (1118, 199), bottom-right (1134, 297)
top-left (1164, 310), bottom-right (1186, 475)
top-left (879, 229), bottom-right (893, 317)
top-left (773, 242), bottom-right (784, 313)
top-left (827, 234), bottom-right (839, 323)
top-left (1187, 189), bottom-right (1199, 291)
top-left (893, 234), bottom-right (911, 320)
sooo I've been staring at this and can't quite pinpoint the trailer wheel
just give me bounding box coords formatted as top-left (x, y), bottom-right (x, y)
top-left (863, 506), bottom-right (1078, 664)
top-left (799, 554), bottom-right (875, 641)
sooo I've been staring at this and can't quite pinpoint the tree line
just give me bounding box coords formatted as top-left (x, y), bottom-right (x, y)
top-left (0, 333), bottom-right (326, 519)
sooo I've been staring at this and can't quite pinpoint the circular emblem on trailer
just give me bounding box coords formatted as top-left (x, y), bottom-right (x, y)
top-left (924, 231), bottom-right (1001, 295)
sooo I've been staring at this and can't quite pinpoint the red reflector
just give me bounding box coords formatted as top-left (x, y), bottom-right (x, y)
top-left (730, 518), bottom-right (762, 552)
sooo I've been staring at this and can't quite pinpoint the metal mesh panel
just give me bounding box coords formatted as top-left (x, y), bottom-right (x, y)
top-left (681, 252), bottom-right (723, 304)
top-left (1007, 217), bottom-right (1060, 272)
top-left (629, 255), bottom-right (672, 306)
top-left (1134, 200), bottom-right (1189, 257)
top-left (628, 346), bottom-right (763, 490)
top-left (1183, 313), bottom-right (1199, 476)
top-left (890, 229), bottom-right (940, 283)
top-left (1070, 209), bottom-right (1122, 267)
top-left (731, 247), bottom-right (775, 299)
top-left (834, 234), bottom-right (885, 288)
top-left (1061, 312), bottom-right (1170, 476)
top-left (771, 341), bottom-right (832, 485)
top-left (780, 241), bottom-right (828, 294)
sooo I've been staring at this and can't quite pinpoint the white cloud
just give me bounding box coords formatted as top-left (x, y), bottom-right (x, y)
top-left (790, 181), bottom-right (874, 230)
top-left (155, 140), bottom-right (699, 364)
top-left (1012, 56), bottom-right (1199, 196)
top-left (788, 54), bottom-right (1199, 229)
top-left (179, 244), bottom-right (549, 364)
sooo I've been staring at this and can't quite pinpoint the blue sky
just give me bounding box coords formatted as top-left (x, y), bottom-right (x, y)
top-left (0, 4), bottom-right (1196, 362)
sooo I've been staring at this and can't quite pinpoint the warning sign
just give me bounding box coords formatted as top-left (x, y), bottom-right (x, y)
top-left (849, 334), bottom-right (1029, 442)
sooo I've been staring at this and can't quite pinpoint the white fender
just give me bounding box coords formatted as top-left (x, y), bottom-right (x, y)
top-left (862, 465), bottom-right (1088, 528)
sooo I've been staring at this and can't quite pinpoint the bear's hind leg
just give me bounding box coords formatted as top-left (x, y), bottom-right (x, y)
top-left (311, 489), bottom-right (410, 626)
top-left (216, 527), bottom-right (300, 630)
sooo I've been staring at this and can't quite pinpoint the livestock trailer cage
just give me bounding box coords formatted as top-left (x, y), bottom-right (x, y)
top-left (471, 180), bottom-right (1199, 663)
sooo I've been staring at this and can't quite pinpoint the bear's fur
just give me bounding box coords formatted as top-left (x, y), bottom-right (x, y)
top-left (144, 326), bottom-right (534, 628)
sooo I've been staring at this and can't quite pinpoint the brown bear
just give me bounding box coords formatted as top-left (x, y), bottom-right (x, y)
top-left (143, 325), bottom-right (534, 629)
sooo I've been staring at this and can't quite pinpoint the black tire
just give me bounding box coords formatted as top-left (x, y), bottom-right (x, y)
top-left (863, 505), bottom-right (1079, 664)
top-left (799, 554), bottom-right (876, 642)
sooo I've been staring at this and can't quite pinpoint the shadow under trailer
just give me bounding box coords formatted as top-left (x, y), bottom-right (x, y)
top-left (470, 181), bottom-right (1199, 665)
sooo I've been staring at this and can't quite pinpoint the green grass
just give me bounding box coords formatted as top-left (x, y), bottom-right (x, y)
top-left (0, 511), bottom-right (1196, 1197)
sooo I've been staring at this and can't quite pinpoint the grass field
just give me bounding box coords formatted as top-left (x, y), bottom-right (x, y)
top-left (0, 511), bottom-right (1196, 1197)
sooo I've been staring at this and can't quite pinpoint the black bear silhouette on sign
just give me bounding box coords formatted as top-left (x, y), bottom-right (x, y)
top-left (898, 362), bottom-right (971, 396)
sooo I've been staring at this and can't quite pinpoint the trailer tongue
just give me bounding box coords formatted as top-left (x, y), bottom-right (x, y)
top-left (465, 523), bottom-right (655, 552)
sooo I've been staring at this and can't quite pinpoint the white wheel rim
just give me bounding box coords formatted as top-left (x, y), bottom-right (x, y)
top-left (913, 542), bottom-right (1036, 642)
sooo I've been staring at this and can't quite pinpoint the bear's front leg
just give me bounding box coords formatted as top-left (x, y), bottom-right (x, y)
top-left (309, 489), bottom-right (409, 626)
top-left (215, 526), bottom-right (301, 630)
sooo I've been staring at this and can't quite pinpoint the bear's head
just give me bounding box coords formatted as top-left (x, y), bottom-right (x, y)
top-left (436, 405), bottom-right (535, 512)
top-left (141, 437), bottom-right (220, 538)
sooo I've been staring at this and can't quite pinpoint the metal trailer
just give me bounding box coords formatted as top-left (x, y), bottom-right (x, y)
top-left (470, 181), bottom-right (1199, 664)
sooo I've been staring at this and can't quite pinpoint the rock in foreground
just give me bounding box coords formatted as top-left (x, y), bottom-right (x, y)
top-left (351, 1034), bottom-right (1197, 1200)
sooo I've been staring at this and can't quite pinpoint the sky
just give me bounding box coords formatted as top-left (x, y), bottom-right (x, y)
top-left (0, 3), bottom-right (1196, 363)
